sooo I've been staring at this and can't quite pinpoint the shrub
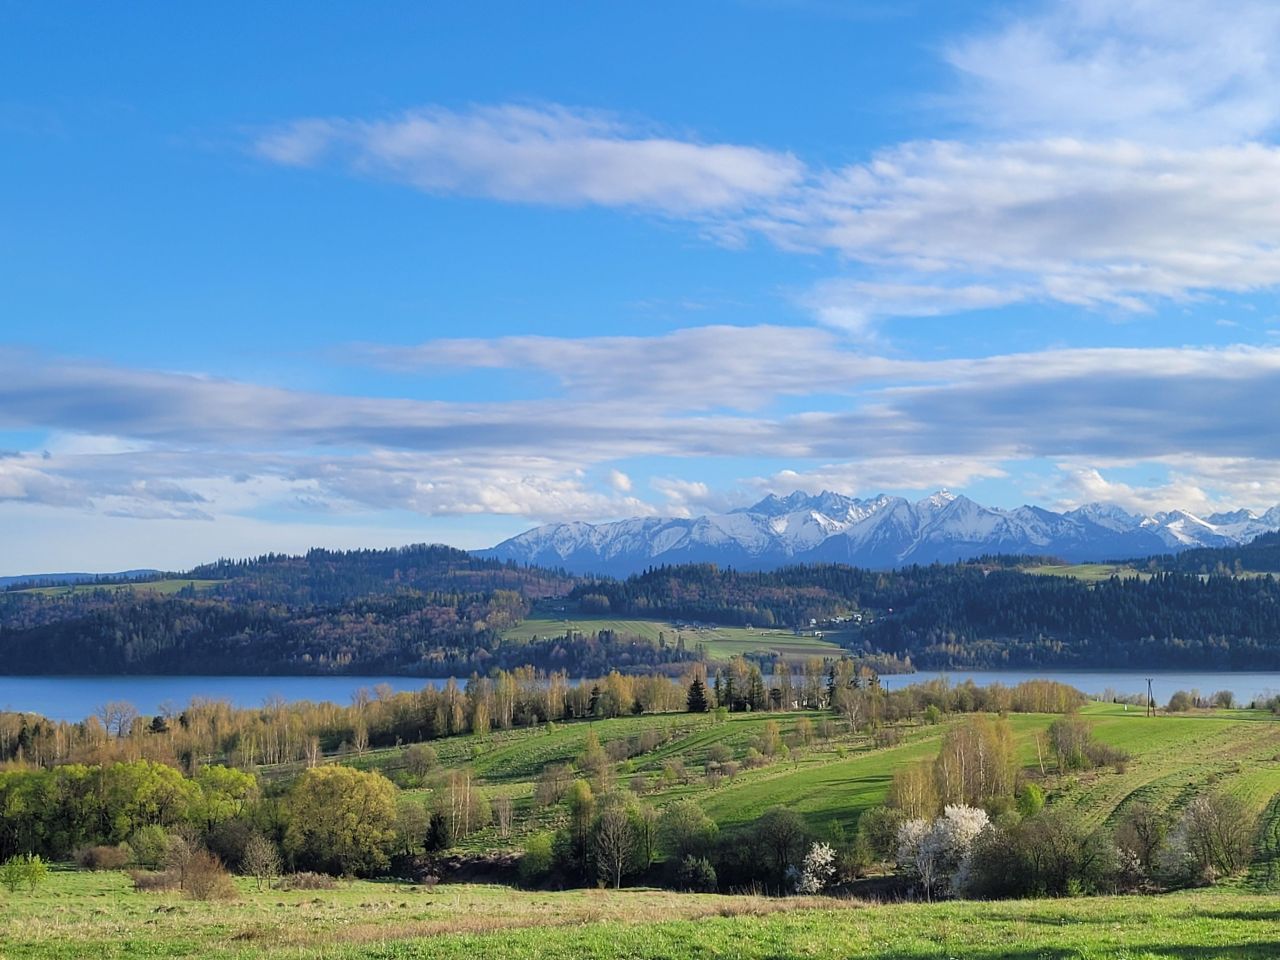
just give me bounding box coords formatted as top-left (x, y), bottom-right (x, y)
top-left (1115, 802), bottom-right (1170, 875)
top-left (183, 849), bottom-right (238, 901)
top-left (1016, 783), bottom-right (1045, 817)
top-left (404, 744), bottom-right (439, 778)
top-left (1175, 793), bottom-right (1255, 881)
top-left (275, 871), bottom-right (338, 891)
top-left (207, 817), bottom-right (256, 871)
top-left (793, 841), bottom-right (836, 894)
top-left (1167, 690), bottom-right (1195, 712)
top-left (755, 807), bottom-right (809, 883)
top-left (659, 799), bottom-right (719, 861)
top-left (129, 826), bottom-right (170, 870)
top-left (519, 831), bottom-right (555, 886)
top-left (965, 808), bottom-right (1118, 899)
top-left (76, 844), bottom-right (132, 871)
top-left (130, 869), bottom-right (180, 893)
top-left (674, 855), bottom-right (717, 892)
top-left (857, 805), bottom-right (905, 863)
top-left (1, 854), bottom-right (48, 892)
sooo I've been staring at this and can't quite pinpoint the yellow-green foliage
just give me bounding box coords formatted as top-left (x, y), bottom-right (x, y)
top-left (284, 766), bottom-right (398, 875)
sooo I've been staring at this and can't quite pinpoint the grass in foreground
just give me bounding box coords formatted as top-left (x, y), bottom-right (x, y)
top-left (4, 869), bottom-right (1280, 959)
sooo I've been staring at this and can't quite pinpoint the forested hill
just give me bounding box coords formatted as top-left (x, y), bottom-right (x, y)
top-left (186, 544), bottom-right (572, 604)
top-left (7, 539), bottom-right (1280, 676)
top-left (0, 545), bottom-right (665, 677)
top-left (574, 561), bottom-right (1280, 669)
top-left (1141, 530), bottom-right (1280, 575)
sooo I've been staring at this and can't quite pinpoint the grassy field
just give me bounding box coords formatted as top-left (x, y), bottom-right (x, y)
top-left (290, 699), bottom-right (1280, 866)
top-left (13, 578), bottom-right (222, 597)
top-left (1022, 562), bottom-right (1148, 582)
top-left (501, 602), bottom-right (842, 661)
top-left (4, 868), bottom-right (1280, 958)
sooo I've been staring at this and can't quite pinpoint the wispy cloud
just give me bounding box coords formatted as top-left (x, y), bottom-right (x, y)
top-left (254, 103), bottom-right (804, 214)
top-left (257, 105), bottom-right (1280, 333)
top-left (945, 0), bottom-right (1280, 144)
top-left (6, 338), bottom-right (1280, 529)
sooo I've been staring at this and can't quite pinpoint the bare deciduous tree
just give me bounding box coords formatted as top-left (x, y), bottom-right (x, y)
top-left (241, 833), bottom-right (281, 892)
top-left (494, 796), bottom-right (513, 839)
top-left (593, 804), bottom-right (635, 889)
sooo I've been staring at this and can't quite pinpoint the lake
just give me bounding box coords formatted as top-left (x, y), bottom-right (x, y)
top-left (0, 675), bottom-right (447, 721)
top-left (4, 669), bottom-right (1280, 721)
top-left (878, 670), bottom-right (1280, 706)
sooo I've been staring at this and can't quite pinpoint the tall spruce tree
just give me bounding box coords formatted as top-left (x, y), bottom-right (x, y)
top-left (687, 676), bottom-right (709, 713)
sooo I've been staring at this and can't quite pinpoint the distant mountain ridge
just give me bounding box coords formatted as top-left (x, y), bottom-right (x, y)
top-left (0, 570), bottom-right (159, 590)
top-left (479, 491), bottom-right (1280, 576)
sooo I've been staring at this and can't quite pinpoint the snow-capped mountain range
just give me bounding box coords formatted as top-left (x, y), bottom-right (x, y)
top-left (478, 491), bottom-right (1280, 577)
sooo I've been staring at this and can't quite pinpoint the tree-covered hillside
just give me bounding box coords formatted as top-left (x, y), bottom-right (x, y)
top-left (6, 538), bottom-right (1280, 675)
top-left (1142, 530), bottom-right (1280, 575)
top-left (575, 561), bottom-right (1280, 669)
top-left (0, 546), bottom-right (691, 676)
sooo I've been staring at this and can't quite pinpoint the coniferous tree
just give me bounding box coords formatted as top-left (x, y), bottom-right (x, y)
top-left (686, 677), bottom-right (709, 713)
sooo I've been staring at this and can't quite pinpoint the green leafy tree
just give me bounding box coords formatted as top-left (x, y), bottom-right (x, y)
top-left (283, 766), bottom-right (397, 876)
top-left (658, 798), bottom-right (718, 861)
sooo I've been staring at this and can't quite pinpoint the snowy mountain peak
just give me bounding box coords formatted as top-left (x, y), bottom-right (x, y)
top-left (480, 492), bottom-right (1280, 577)
top-left (916, 489), bottom-right (957, 511)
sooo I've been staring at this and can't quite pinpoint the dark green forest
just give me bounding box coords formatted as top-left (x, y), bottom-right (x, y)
top-left (0, 546), bottom-right (689, 676)
top-left (575, 560), bottom-right (1280, 669)
top-left (4, 537), bottom-right (1280, 675)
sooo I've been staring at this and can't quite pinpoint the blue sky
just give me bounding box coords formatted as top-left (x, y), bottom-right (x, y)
top-left (4, 0), bottom-right (1280, 573)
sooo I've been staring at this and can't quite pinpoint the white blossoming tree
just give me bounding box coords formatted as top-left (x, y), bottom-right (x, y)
top-left (793, 841), bottom-right (836, 894)
top-left (896, 804), bottom-right (989, 900)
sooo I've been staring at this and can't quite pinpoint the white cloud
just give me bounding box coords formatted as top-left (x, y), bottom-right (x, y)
top-left (1050, 457), bottom-right (1280, 515)
top-left (8, 337), bottom-right (1280, 541)
top-left (945, 0), bottom-right (1280, 144)
top-left (256, 91), bottom-right (1280, 331)
top-left (801, 280), bottom-right (1026, 335)
top-left (779, 139), bottom-right (1280, 323)
top-left (254, 103), bottom-right (804, 214)
top-left (755, 458), bottom-right (1009, 496)
top-left (358, 325), bottom-right (897, 410)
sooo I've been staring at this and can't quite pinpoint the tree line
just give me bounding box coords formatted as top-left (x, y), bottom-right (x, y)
top-left (573, 561), bottom-right (1280, 668)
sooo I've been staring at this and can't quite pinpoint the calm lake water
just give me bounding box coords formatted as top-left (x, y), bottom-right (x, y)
top-left (879, 670), bottom-right (1280, 707)
top-left (0, 675), bottom-right (446, 721)
top-left (4, 670), bottom-right (1280, 721)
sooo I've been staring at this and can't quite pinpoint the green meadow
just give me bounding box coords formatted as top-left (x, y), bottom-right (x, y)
top-left (10, 701), bottom-right (1280, 958)
top-left (501, 602), bottom-right (842, 661)
top-left (4, 866), bottom-right (1280, 959)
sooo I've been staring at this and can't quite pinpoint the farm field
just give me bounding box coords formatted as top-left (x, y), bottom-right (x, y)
top-left (282, 700), bottom-right (1280, 871)
top-left (4, 869), bottom-right (1280, 959)
top-left (12, 578), bottom-right (223, 597)
top-left (501, 603), bottom-right (843, 660)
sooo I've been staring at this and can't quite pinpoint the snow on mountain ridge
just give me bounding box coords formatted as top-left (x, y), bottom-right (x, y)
top-left (480, 492), bottom-right (1280, 576)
